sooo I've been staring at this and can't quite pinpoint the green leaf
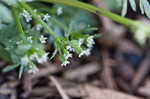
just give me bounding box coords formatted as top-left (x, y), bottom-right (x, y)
top-left (140, 0), bottom-right (145, 14)
top-left (2, 64), bottom-right (19, 72)
top-left (1, 0), bottom-right (17, 6)
top-left (0, 45), bottom-right (11, 62)
top-left (129, 0), bottom-right (136, 11)
top-left (18, 65), bottom-right (24, 79)
top-left (50, 49), bottom-right (58, 60)
top-left (0, 4), bottom-right (13, 23)
top-left (143, 0), bottom-right (150, 19)
top-left (121, 0), bottom-right (128, 16)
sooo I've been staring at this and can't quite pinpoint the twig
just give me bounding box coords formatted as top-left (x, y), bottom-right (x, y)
top-left (50, 76), bottom-right (70, 99)
top-left (101, 49), bottom-right (117, 89)
top-left (132, 54), bottom-right (150, 89)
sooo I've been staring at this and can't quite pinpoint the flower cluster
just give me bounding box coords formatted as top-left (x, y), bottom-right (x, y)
top-left (1, 1), bottom-right (97, 78)
top-left (19, 43), bottom-right (49, 73)
top-left (21, 10), bottom-right (32, 22)
top-left (57, 35), bottom-right (95, 66)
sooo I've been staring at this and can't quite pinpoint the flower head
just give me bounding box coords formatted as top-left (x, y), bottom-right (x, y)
top-left (43, 13), bottom-right (51, 22)
top-left (79, 49), bottom-right (91, 58)
top-left (21, 56), bottom-right (29, 66)
top-left (21, 10), bottom-right (32, 22)
top-left (36, 24), bottom-right (42, 31)
top-left (64, 51), bottom-right (72, 60)
top-left (29, 53), bottom-right (38, 60)
top-left (40, 35), bottom-right (47, 43)
top-left (37, 52), bottom-right (49, 63)
top-left (28, 66), bottom-right (39, 74)
top-left (57, 7), bottom-right (63, 15)
top-left (87, 36), bottom-right (95, 48)
top-left (27, 36), bottom-right (33, 43)
top-left (27, 62), bottom-right (39, 74)
top-left (78, 38), bottom-right (84, 47)
top-left (66, 46), bottom-right (74, 52)
top-left (61, 60), bottom-right (70, 66)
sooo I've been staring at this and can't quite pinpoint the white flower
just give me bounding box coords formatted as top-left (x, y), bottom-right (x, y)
top-left (33, 9), bottom-right (37, 12)
top-left (40, 35), bottom-right (47, 43)
top-left (64, 51), bottom-right (72, 60)
top-left (85, 49), bottom-right (91, 56)
top-left (37, 52), bottom-right (49, 63)
top-left (27, 36), bottom-right (33, 43)
top-left (16, 40), bottom-right (23, 45)
top-left (21, 10), bottom-right (32, 22)
top-left (16, 41), bottom-right (20, 45)
top-left (29, 52), bottom-right (49, 64)
top-left (79, 49), bottom-right (91, 57)
top-left (43, 13), bottom-right (51, 21)
top-left (57, 7), bottom-right (63, 15)
top-left (29, 53), bottom-right (38, 60)
top-left (28, 66), bottom-right (39, 74)
top-left (78, 38), bottom-right (84, 47)
top-left (36, 24), bottom-right (42, 31)
top-left (61, 60), bottom-right (70, 66)
top-left (87, 36), bottom-right (95, 48)
top-left (66, 46), bottom-right (74, 52)
top-left (21, 56), bottom-right (29, 66)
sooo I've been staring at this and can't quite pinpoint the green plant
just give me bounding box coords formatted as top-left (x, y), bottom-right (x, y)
top-left (0, 0), bottom-right (150, 78)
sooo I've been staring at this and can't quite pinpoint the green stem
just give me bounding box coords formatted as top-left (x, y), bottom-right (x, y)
top-left (39, 13), bottom-right (68, 32)
top-left (19, 1), bottom-right (59, 41)
top-left (11, 6), bottom-right (24, 36)
top-left (39, 0), bottom-right (138, 27)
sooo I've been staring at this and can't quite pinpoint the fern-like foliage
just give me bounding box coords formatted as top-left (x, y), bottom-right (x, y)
top-left (121, 0), bottom-right (150, 18)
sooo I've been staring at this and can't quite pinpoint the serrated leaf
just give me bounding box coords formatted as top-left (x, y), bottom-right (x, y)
top-left (140, 0), bottom-right (145, 14)
top-left (143, 0), bottom-right (150, 19)
top-left (2, 64), bottom-right (19, 72)
top-left (129, 0), bottom-right (136, 11)
top-left (121, 0), bottom-right (128, 16)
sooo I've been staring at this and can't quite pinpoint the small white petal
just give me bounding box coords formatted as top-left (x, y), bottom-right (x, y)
top-left (21, 56), bottom-right (29, 66)
top-left (61, 61), bottom-right (70, 66)
top-left (27, 36), bottom-right (33, 43)
top-left (40, 35), bottom-right (47, 43)
top-left (57, 7), bottom-right (63, 15)
top-left (87, 36), bottom-right (95, 48)
top-left (79, 49), bottom-right (91, 58)
top-left (21, 10), bottom-right (32, 22)
top-left (28, 66), bottom-right (39, 74)
top-left (66, 46), bottom-right (74, 52)
top-left (78, 38), bottom-right (84, 47)
top-left (29, 53), bottom-right (38, 60)
top-left (64, 51), bottom-right (72, 60)
top-left (36, 24), bottom-right (42, 31)
top-left (37, 52), bottom-right (49, 63)
top-left (43, 13), bottom-right (51, 21)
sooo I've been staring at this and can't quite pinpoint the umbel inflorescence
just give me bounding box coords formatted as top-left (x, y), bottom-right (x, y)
top-left (1, 0), bottom-right (97, 78)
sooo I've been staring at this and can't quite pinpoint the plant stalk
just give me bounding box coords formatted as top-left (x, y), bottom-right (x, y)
top-left (39, 0), bottom-right (139, 27)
